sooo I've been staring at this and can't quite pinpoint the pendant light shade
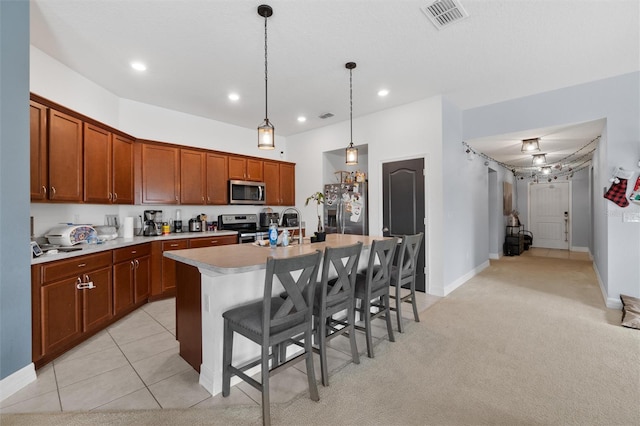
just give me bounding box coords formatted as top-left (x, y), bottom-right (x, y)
top-left (257, 5), bottom-right (274, 150)
top-left (345, 62), bottom-right (358, 165)
top-left (521, 138), bottom-right (540, 153)
top-left (532, 153), bottom-right (547, 165)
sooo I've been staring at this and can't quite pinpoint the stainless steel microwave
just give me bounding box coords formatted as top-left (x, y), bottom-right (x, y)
top-left (229, 180), bottom-right (266, 205)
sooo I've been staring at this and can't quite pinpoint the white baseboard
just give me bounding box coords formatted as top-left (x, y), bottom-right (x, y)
top-left (570, 246), bottom-right (589, 252)
top-left (592, 259), bottom-right (623, 310)
top-left (0, 363), bottom-right (36, 402)
top-left (489, 252), bottom-right (500, 260)
top-left (443, 260), bottom-right (490, 296)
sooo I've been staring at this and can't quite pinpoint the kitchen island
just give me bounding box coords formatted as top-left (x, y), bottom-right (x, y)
top-left (164, 233), bottom-right (382, 396)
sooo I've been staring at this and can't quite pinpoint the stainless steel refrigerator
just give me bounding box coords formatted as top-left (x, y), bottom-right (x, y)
top-left (323, 182), bottom-right (368, 235)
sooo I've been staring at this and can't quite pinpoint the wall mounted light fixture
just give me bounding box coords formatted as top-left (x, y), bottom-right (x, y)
top-left (257, 4), bottom-right (275, 150)
top-left (345, 62), bottom-right (358, 165)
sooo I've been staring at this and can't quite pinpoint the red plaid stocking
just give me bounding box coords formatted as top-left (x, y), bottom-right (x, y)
top-left (604, 178), bottom-right (629, 207)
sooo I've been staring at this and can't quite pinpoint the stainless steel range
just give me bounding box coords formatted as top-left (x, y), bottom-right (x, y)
top-left (218, 213), bottom-right (270, 244)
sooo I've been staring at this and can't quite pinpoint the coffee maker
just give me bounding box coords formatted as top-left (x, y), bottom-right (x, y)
top-left (143, 210), bottom-right (162, 236)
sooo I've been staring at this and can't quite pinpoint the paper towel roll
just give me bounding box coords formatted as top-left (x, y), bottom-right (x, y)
top-left (123, 216), bottom-right (134, 238)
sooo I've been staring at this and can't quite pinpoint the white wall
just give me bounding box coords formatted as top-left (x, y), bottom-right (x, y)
top-left (288, 97), bottom-right (445, 295)
top-left (463, 72), bottom-right (640, 306)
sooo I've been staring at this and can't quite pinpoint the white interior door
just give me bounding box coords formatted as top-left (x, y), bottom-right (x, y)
top-left (529, 182), bottom-right (570, 249)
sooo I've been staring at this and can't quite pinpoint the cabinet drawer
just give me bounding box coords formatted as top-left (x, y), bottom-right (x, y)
top-left (113, 243), bottom-right (151, 263)
top-left (189, 235), bottom-right (237, 248)
top-left (41, 252), bottom-right (112, 283)
top-left (162, 240), bottom-right (189, 251)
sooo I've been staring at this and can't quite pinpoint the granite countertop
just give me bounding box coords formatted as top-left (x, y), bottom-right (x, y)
top-left (31, 230), bottom-right (238, 265)
top-left (164, 234), bottom-right (383, 275)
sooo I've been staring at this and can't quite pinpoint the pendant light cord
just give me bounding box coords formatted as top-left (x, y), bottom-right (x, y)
top-left (349, 67), bottom-right (353, 145)
top-left (264, 14), bottom-right (269, 121)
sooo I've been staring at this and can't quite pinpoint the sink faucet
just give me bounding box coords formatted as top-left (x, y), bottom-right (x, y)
top-left (281, 207), bottom-right (303, 245)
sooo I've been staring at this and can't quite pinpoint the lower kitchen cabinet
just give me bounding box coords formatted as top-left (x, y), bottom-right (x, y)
top-left (33, 251), bottom-right (113, 366)
top-left (188, 235), bottom-right (237, 248)
top-left (113, 243), bottom-right (151, 315)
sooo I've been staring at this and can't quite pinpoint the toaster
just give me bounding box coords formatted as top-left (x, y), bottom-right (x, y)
top-left (46, 225), bottom-right (96, 246)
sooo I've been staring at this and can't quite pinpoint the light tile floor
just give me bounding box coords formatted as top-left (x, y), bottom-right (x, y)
top-left (0, 290), bottom-right (440, 414)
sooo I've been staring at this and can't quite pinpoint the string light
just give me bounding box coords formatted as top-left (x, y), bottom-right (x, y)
top-left (461, 136), bottom-right (600, 182)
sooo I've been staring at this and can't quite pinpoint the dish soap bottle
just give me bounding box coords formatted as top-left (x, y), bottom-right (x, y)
top-left (282, 229), bottom-right (289, 247)
top-left (269, 221), bottom-right (278, 247)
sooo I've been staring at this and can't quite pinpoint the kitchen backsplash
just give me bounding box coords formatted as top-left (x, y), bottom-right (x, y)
top-left (30, 203), bottom-right (293, 238)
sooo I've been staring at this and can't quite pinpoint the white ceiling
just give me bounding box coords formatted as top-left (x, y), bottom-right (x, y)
top-left (30, 0), bottom-right (639, 165)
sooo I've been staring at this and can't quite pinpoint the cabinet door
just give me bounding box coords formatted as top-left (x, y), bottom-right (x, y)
top-left (263, 161), bottom-right (280, 205)
top-left (180, 149), bottom-right (206, 204)
top-left (82, 266), bottom-right (113, 333)
top-left (30, 101), bottom-right (48, 201)
top-left (141, 143), bottom-right (180, 204)
top-left (162, 239), bottom-right (189, 293)
top-left (247, 159), bottom-right (263, 181)
top-left (279, 163), bottom-right (295, 206)
top-left (134, 255), bottom-right (151, 303)
top-left (48, 109), bottom-right (83, 201)
top-left (112, 134), bottom-right (134, 204)
top-left (206, 153), bottom-right (228, 205)
top-left (228, 156), bottom-right (246, 180)
top-left (113, 260), bottom-right (134, 315)
top-left (84, 123), bottom-right (112, 203)
top-left (41, 277), bottom-right (82, 355)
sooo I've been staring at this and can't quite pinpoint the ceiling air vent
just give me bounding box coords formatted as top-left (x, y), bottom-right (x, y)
top-left (421, 0), bottom-right (468, 30)
top-left (319, 112), bottom-right (334, 119)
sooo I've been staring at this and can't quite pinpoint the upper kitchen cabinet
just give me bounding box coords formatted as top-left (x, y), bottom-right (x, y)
top-left (47, 108), bottom-right (83, 202)
top-left (30, 101), bottom-right (48, 201)
top-left (180, 148), bottom-right (206, 204)
top-left (264, 161), bottom-right (295, 206)
top-left (84, 124), bottom-right (134, 204)
top-left (139, 141), bottom-right (180, 204)
top-left (228, 155), bottom-right (263, 181)
top-left (206, 152), bottom-right (228, 204)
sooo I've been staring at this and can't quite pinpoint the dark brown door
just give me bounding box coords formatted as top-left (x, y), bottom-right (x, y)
top-left (111, 134), bottom-right (134, 204)
top-left (48, 109), bottom-right (83, 201)
top-left (83, 123), bottom-right (112, 203)
top-left (206, 153), bottom-right (228, 204)
top-left (382, 158), bottom-right (426, 292)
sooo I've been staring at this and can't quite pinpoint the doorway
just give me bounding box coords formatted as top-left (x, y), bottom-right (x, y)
top-left (529, 182), bottom-right (570, 249)
top-left (382, 158), bottom-right (426, 292)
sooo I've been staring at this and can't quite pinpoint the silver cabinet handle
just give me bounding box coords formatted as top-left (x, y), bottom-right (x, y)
top-left (108, 192), bottom-right (112, 200)
top-left (130, 260), bottom-right (135, 270)
top-left (42, 185), bottom-right (47, 195)
top-left (77, 263), bottom-right (86, 268)
top-left (170, 243), bottom-right (179, 247)
top-left (134, 259), bottom-right (139, 268)
top-left (113, 192), bottom-right (118, 202)
top-left (50, 186), bottom-right (56, 199)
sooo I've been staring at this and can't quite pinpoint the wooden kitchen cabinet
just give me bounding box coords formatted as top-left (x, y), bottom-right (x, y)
top-left (47, 108), bottom-right (84, 202)
top-left (206, 152), bottom-right (228, 204)
top-left (228, 155), bottom-right (263, 181)
top-left (111, 134), bottom-right (135, 204)
top-left (189, 235), bottom-right (238, 247)
top-left (180, 148), bottom-right (206, 204)
top-left (113, 244), bottom-right (151, 315)
top-left (140, 142), bottom-right (180, 204)
top-left (34, 251), bottom-right (113, 366)
top-left (263, 161), bottom-right (295, 206)
top-left (30, 101), bottom-right (48, 201)
top-left (159, 239), bottom-right (189, 295)
top-left (83, 123), bottom-right (112, 203)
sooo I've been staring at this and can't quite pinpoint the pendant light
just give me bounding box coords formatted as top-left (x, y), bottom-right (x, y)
top-left (532, 153), bottom-right (547, 165)
top-left (345, 62), bottom-right (358, 165)
top-left (521, 137), bottom-right (540, 153)
top-left (257, 5), bottom-right (274, 150)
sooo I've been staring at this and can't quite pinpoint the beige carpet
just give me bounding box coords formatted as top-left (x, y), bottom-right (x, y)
top-left (3, 255), bottom-right (639, 425)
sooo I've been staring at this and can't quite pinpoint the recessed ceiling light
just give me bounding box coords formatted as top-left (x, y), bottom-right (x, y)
top-left (228, 93), bottom-right (240, 101)
top-left (297, 116), bottom-right (307, 123)
top-left (378, 89), bottom-right (389, 97)
top-left (130, 61), bottom-right (147, 71)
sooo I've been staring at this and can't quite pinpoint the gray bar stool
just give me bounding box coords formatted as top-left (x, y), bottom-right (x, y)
top-left (353, 237), bottom-right (398, 358)
top-left (389, 233), bottom-right (424, 333)
top-left (313, 242), bottom-right (362, 386)
top-left (221, 250), bottom-right (322, 426)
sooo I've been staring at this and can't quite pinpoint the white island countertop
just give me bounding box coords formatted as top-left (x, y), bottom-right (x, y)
top-left (164, 234), bottom-right (383, 275)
